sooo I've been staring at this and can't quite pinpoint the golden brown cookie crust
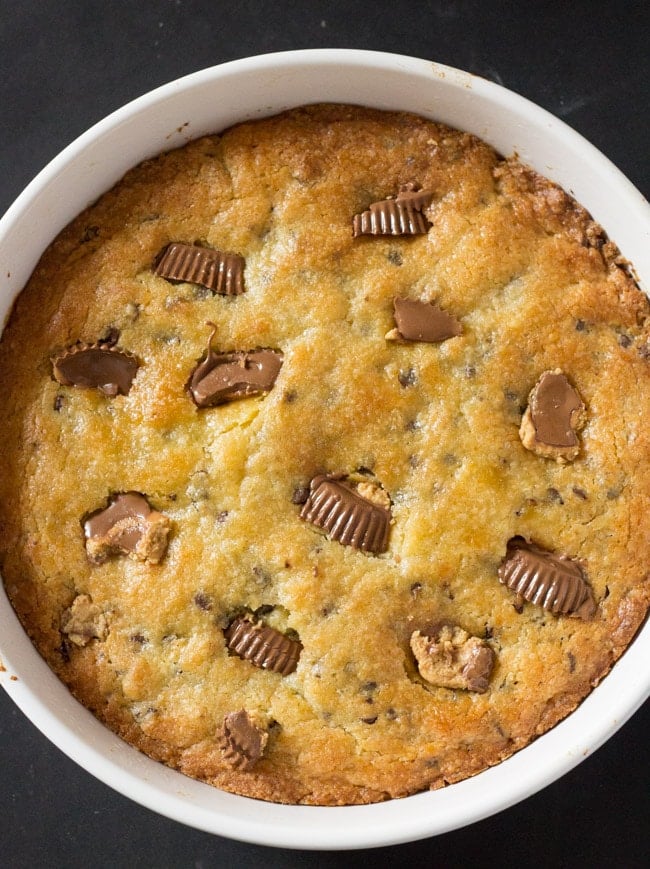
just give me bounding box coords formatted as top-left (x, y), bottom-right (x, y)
top-left (0, 104), bottom-right (649, 805)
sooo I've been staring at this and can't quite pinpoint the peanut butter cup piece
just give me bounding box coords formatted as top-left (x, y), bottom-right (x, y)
top-left (498, 537), bottom-right (597, 619)
top-left (224, 616), bottom-right (302, 675)
top-left (52, 342), bottom-right (138, 397)
top-left (61, 594), bottom-right (108, 647)
top-left (519, 369), bottom-right (586, 462)
top-left (387, 297), bottom-right (462, 343)
top-left (299, 474), bottom-right (391, 553)
top-left (352, 183), bottom-right (433, 237)
top-left (154, 242), bottom-right (245, 295)
top-left (410, 622), bottom-right (495, 693)
top-left (189, 327), bottom-right (283, 407)
top-left (219, 709), bottom-right (268, 770)
top-left (84, 492), bottom-right (171, 564)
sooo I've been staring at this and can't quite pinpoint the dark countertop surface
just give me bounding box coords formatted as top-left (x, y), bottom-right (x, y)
top-left (0, 2), bottom-right (648, 866)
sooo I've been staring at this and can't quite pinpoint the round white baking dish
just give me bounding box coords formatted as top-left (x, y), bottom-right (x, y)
top-left (0, 49), bottom-right (648, 850)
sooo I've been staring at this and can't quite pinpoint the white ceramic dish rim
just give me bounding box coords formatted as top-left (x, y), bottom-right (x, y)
top-left (0, 49), bottom-right (648, 851)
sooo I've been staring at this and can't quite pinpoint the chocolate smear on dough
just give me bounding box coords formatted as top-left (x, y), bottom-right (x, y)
top-left (154, 242), bottom-right (245, 295)
top-left (189, 326), bottom-right (283, 407)
top-left (498, 537), bottom-right (596, 619)
top-left (52, 342), bottom-right (138, 397)
top-left (224, 616), bottom-right (302, 675)
top-left (389, 297), bottom-right (462, 343)
top-left (84, 492), bottom-right (171, 564)
top-left (352, 183), bottom-right (433, 237)
top-left (219, 709), bottom-right (268, 770)
top-left (299, 474), bottom-right (391, 553)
